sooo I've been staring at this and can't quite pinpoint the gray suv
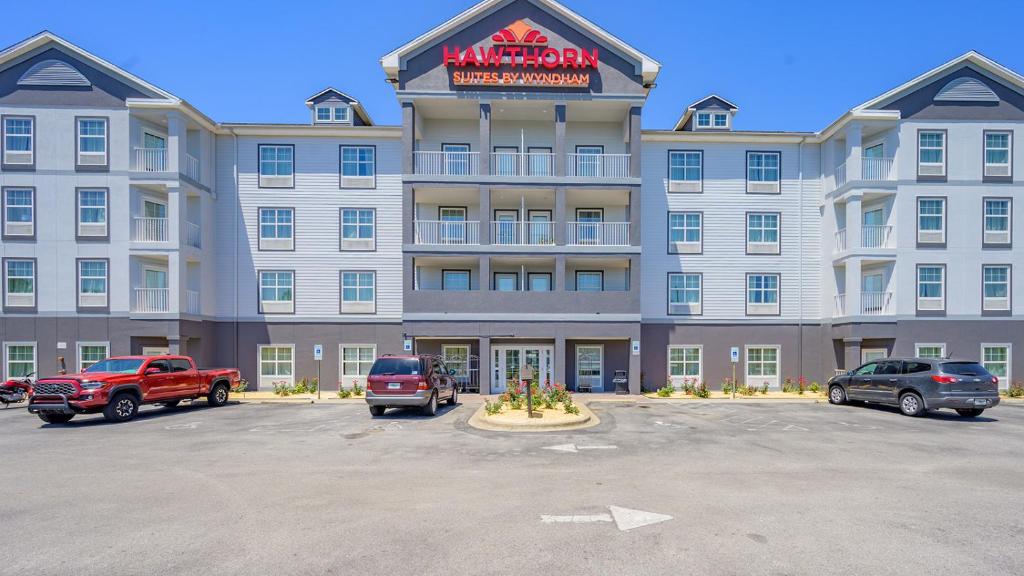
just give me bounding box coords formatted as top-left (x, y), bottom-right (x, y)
top-left (828, 358), bottom-right (1000, 417)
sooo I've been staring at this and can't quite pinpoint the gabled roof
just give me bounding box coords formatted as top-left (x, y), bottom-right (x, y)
top-left (304, 87), bottom-right (374, 125)
top-left (853, 50), bottom-right (1024, 111)
top-left (672, 94), bottom-right (739, 131)
top-left (380, 0), bottom-right (661, 85)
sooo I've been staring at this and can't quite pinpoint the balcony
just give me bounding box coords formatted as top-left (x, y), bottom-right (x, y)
top-left (834, 294), bottom-right (846, 316)
top-left (132, 217), bottom-right (168, 242)
top-left (184, 153), bottom-right (200, 182)
top-left (414, 151), bottom-right (480, 176)
top-left (414, 221), bottom-right (481, 245)
top-left (133, 288), bottom-right (169, 313)
top-left (491, 152), bottom-right (554, 177)
top-left (566, 222), bottom-right (630, 246)
top-left (861, 291), bottom-right (893, 315)
top-left (861, 225), bottom-right (894, 249)
top-left (412, 150), bottom-right (632, 179)
top-left (835, 157), bottom-right (895, 189)
top-left (834, 229), bottom-right (847, 253)
top-left (133, 148), bottom-right (167, 172)
top-left (185, 221), bottom-right (202, 249)
top-left (490, 221), bottom-right (555, 246)
top-left (566, 154), bottom-right (630, 179)
top-left (186, 290), bottom-right (200, 315)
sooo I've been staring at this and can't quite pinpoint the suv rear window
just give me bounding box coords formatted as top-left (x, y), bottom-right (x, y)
top-left (903, 361), bottom-right (932, 374)
top-left (369, 358), bottom-right (422, 376)
top-left (940, 362), bottom-right (991, 377)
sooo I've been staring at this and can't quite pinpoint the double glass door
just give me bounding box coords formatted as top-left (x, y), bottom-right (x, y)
top-left (492, 345), bottom-right (553, 393)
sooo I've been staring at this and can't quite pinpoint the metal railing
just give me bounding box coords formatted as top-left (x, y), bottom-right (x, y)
top-left (490, 221), bottom-right (556, 246)
top-left (834, 294), bottom-right (846, 316)
top-left (490, 152), bottom-right (555, 176)
top-left (132, 217), bottom-right (168, 242)
top-left (184, 153), bottom-right (200, 181)
top-left (414, 220), bottom-right (480, 245)
top-left (566, 222), bottom-right (630, 246)
top-left (133, 288), bottom-right (169, 312)
top-left (861, 157), bottom-right (894, 181)
top-left (862, 225), bottom-right (894, 248)
top-left (834, 228), bottom-right (847, 252)
top-left (133, 148), bottom-right (167, 172)
top-left (861, 291), bottom-right (893, 315)
top-left (185, 221), bottom-right (202, 248)
top-left (186, 290), bottom-right (200, 315)
top-left (413, 151), bottom-right (480, 176)
top-left (566, 153), bottom-right (631, 178)
top-left (835, 162), bottom-right (847, 189)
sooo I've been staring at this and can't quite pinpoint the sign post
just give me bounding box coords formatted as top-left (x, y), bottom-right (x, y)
top-left (730, 347), bottom-right (739, 399)
top-left (522, 363), bottom-right (536, 418)
top-left (314, 344), bottom-right (323, 400)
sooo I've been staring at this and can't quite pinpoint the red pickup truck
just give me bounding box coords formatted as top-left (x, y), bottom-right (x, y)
top-left (27, 355), bottom-right (241, 424)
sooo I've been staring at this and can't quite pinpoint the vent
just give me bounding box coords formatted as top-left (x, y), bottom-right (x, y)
top-left (18, 59), bottom-right (91, 87)
top-left (934, 77), bottom-right (998, 102)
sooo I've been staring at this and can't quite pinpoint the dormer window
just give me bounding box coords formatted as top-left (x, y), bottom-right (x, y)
top-left (696, 112), bottom-right (729, 129)
top-left (713, 113), bottom-right (728, 128)
top-left (315, 105), bottom-right (351, 124)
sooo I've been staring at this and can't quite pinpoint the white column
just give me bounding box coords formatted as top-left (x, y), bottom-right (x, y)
top-left (845, 121), bottom-right (863, 182)
top-left (845, 257), bottom-right (862, 317)
top-left (846, 194), bottom-right (863, 251)
top-left (167, 112), bottom-right (186, 175)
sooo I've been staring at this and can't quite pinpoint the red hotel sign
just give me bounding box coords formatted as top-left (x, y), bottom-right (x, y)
top-left (442, 20), bottom-right (597, 87)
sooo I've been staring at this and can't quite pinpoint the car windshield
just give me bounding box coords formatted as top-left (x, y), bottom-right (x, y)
top-left (369, 358), bottom-right (420, 376)
top-left (940, 362), bottom-right (991, 377)
top-left (83, 359), bottom-right (145, 375)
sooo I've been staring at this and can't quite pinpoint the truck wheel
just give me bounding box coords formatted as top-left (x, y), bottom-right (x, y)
top-left (38, 413), bottom-right (74, 424)
top-left (104, 393), bottom-right (140, 423)
top-left (207, 383), bottom-right (229, 407)
top-left (369, 405), bottom-right (386, 417)
top-left (421, 392), bottom-right (438, 416)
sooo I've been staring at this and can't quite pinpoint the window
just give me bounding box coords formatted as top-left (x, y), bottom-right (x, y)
top-left (984, 131), bottom-right (1011, 178)
top-left (747, 152), bottom-right (780, 193)
top-left (259, 145), bottom-right (294, 188)
top-left (668, 212), bottom-right (701, 253)
top-left (341, 271), bottom-right (375, 313)
top-left (259, 345), bottom-right (294, 388)
top-left (668, 151), bottom-right (702, 192)
top-left (442, 270), bottom-right (471, 291)
top-left (696, 112), bottom-right (711, 128)
top-left (78, 343), bottom-right (109, 372)
top-left (575, 271), bottom-right (603, 292)
top-left (983, 265), bottom-right (1010, 311)
top-left (77, 189), bottom-right (107, 238)
top-left (259, 271), bottom-right (294, 314)
top-left (494, 272), bottom-right (519, 292)
top-left (4, 259), bottom-right (35, 308)
top-left (574, 145), bottom-right (604, 178)
top-left (915, 344), bottom-right (945, 360)
top-left (668, 346), bottom-right (702, 385)
top-left (4, 343), bottom-right (35, 379)
top-left (918, 131), bottom-right (946, 177)
top-left (442, 144), bottom-right (472, 176)
top-left (3, 116), bottom-right (33, 166)
top-left (340, 345), bottom-right (375, 385)
top-left (917, 265), bottom-right (945, 311)
top-left (917, 198), bottom-right (945, 244)
top-left (3, 188), bottom-right (33, 237)
top-left (983, 198), bottom-right (1011, 245)
top-left (340, 146), bottom-right (375, 187)
top-left (747, 212), bottom-right (780, 253)
top-left (713, 113), bottom-right (728, 128)
top-left (316, 107), bottom-right (332, 122)
top-left (259, 208), bottom-right (294, 251)
top-left (442, 345), bottom-right (470, 389)
top-left (78, 260), bottom-right (108, 309)
top-left (77, 118), bottom-right (107, 168)
top-left (746, 346), bottom-right (780, 388)
top-left (981, 344), bottom-right (1011, 388)
top-left (528, 273), bottom-right (551, 292)
top-left (341, 208), bottom-right (375, 250)
top-left (747, 273), bottom-right (779, 315)
top-left (668, 273), bottom-right (701, 315)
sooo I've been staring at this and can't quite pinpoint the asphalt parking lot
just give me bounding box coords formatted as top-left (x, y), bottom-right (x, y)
top-left (1, 398), bottom-right (1022, 576)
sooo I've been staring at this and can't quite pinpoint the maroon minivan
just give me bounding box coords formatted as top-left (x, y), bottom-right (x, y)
top-left (365, 355), bottom-right (458, 416)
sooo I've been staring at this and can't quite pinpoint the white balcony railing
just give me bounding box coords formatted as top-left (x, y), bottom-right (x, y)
top-left (861, 157), bottom-right (894, 181)
top-left (862, 225), bottom-right (894, 249)
top-left (414, 151), bottom-right (480, 176)
top-left (834, 294), bottom-right (847, 316)
top-left (184, 153), bottom-right (200, 181)
top-left (414, 220), bottom-right (480, 245)
top-left (185, 221), bottom-right (202, 249)
top-left (186, 290), bottom-right (200, 315)
top-left (861, 291), bottom-right (893, 315)
top-left (566, 222), bottom-right (630, 246)
top-left (133, 288), bottom-right (169, 313)
top-left (566, 154), bottom-right (631, 178)
top-left (835, 162), bottom-right (847, 189)
top-left (490, 152), bottom-right (555, 177)
top-left (834, 229), bottom-right (847, 253)
top-left (490, 221), bottom-right (556, 246)
top-left (133, 148), bottom-right (167, 172)
top-left (132, 217), bottom-right (168, 242)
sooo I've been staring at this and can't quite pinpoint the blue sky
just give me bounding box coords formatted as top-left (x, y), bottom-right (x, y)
top-left (6, 0), bottom-right (1024, 130)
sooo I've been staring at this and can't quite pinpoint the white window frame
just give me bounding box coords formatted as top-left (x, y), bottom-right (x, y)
top-left (747, 212), bottom-right (780, 254)
top-left (258, 208), bottom-right (294, 251)
top-left (747, 151), bottom-right (780, 193)
top-left (914, 343), bottom-right (946, 360)
top-left (334, 106), bottom-right (351, 122)
top-left (341, 208), bottom-right (375, 250)
top-left (259, 270), bottom-right (294, 314)
top-left (77, 342), bottom-right (110, 372)
top-left (339, 344), bottom-right (376, 388)
top-left (3, 187), bottom-right (34, 237)
top-left (258, 344), bottom-right (295, 390)
top-left (4, 342), bottom-right (36, 380)
top-left (77, 117), bottom-right (107, 167)
top-left (341, 271), bottom-right (375, 314)
top-left (340, 145), bottom-right (376, 188)
top-left (916, 265), bottom-right (945, 311)
top-left (982, 265), bottom-right (1010, 311)
top-left (77, 188), bottom-right (108, 237)
top-left (984, 131), bottom-right (1011, 178)
top-left (668, 151), bottom-right (702, 192)
top-left (575, 271), bottom-right (604, 292)
top-left (917, 197), bottom-right (946, 244)
top-left (745, 345), bottom-right (780, 389)
top-left (5, 259), bottom-right (35, 308)
top-left (575, 344), bottom-right (604, 393)
top-left (861, 348), bottom-right (888, 363)
top-left (78, 259), bottom-right (108, 308)
top-left (918, 130), bottom-right (946, 176)
top-left (668, 345), bottom-right (702, 388)
top-left (746, 273), bottom-right (780, 315)
top-left (315, 106), bottom-right (332, 122)
top-left (983, 198), bottom-right (1011, 245)
top-left (713, 113), bottom-right (729, 128)
top-left (668, 211), bottom-right (701, 253)
top-left (981, 343), bottom-right (1011, 390)
top-left (668, 272), bottom-right (701, 315)
top-left (695, 112), bottom-right (712, 128)
top-left (258, 144), bottom-right (294, 188)
top-left (3, 116), bottom-right (33, 165)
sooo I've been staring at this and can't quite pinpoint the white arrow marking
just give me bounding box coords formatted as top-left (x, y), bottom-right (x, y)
top-left (543, 444), bottom-right (617, 453)
top-left (165, 422), bottom-right (200, 430)
top-left (541, 506), bottom-right (673, 531)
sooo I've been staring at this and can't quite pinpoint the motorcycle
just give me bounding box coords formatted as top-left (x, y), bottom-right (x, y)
top-left (0, 372), bottom-right (33, 408)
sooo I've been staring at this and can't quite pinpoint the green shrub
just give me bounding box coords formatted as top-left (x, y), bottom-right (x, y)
top-left (230, 379), bottom-right (249, 393)
top-left (510, 396), bottom-right (524, 410)
top-left (809, 382), bottom-right (821, 394)
top-left (484, 399), bottom-right (503, 415)
top-left (337, 388), bottom-right (352, 399)
top-left (1006, 383), bottom-right (1024, 398)
top-left (721, 379), bottom-right (735, 394)
top-left (351, 381), bottom-right (364, 397)
top-left (694, 382), bottom-right (710, 399)
top-left (563, 397), bottom-right (580, 415)
top-left (760, 383), bottom-right (769, 395)
top-left (656, 384), bottom-right (675, 397)
top-left (273, 382), bottom-right (294, 396)
top-left (293, 378), bottom-right (310, 395)
top-left (739, 385), bottom-right (756, 397)
top-left (683, 381), bottom-right (696, 395)
top-left (308, 377), bottom-right (319, 394)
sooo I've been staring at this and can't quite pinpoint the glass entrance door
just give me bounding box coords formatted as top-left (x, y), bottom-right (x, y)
top-left (492, 345), bottom-right (554, 393)
top-left (575, 345), bottom-right (603, 392)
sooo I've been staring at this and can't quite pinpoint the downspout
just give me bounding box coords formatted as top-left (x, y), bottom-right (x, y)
top-left (798, 137), bottom-right (805, 383)
top-left (231, 129), bottom-right (239, 371)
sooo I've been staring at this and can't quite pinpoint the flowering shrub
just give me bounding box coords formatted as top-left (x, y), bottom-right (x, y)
top-left (1006, 382), bottom-right (1024, 398)
top-left (808, 381), bottom-right (821, 394)
top-left (721, 378), bottom-right (736, 394)
top-left (694, 382), bottom-right (710, 399)
top-left (484, 399), bottom-right (503, 415)
top-left (273, 381), bottom-right (294, 396)
top-left (351, 380), bottom-right (364, 397)
top-left (760, 383), bottom-right (769, 395)
top-left (656, 384), bottom-right (674, 397)
top-left (230, 379), bottom-right (249, 393)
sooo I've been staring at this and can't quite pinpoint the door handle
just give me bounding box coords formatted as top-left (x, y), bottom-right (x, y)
top-left (888, 378), bottom-right (898, 382)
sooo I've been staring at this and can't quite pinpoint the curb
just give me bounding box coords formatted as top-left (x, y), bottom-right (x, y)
top-left (641, 396), bottom-right (826, 404)
top-left (467, 403), bottom-right (600, 432)
top-left (232, 396), bottom-right (368, 405)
